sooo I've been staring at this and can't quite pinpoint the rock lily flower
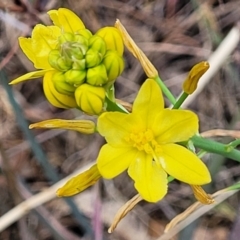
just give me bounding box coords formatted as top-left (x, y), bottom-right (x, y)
top-left (97, 79), bottom-right (211, 202)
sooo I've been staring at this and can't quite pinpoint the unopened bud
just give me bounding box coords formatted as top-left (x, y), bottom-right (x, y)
top-left (64, 69), bottom-right (86, 86)
top-left (75, 84), bottom-right (105, 115)
top-left (86, 64), bottom-right (108, 86)
top-left (96, 27), bottom-right (124, 56)
top-left (72, 35), bottom-right (88, 55)
top-left (76, 29), bottom-right (93, 40)
top-left (85, 49), bottom-right (103, 68)
top-left (52, 72), bottom-right (75, 95)
top-left (48, 50), bottom-right (71, 71)
top-left (62, 42), bottom-right (85, 60)
top-left (103, 50), bottom-right (124, 82)
top-left (58, 32), bottom-right (75, 44)
top-left (89, 35), bottom-right (106, 57)
top-left (43, 71), bottom-right (77, 109)
top-left (72, 59), bottom-right (86, 70)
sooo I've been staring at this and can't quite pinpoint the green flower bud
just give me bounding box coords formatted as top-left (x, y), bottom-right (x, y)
top-left (95, 27), bottom-right (124, 56)
top-left (72, 59), bottom-right (86, 70)
top-left (58, 32), bottom-right (75, 44)
top-left (52, 72), bottom-right (76, 95)
top-left (85, 49), bottom-right (103, 68)
top-left (62, 42), bottom-right (85, 61)
top-left (75, 84), bottom-right (105, 115)
top-left (86, 64), bottom-right (108, 86)
top-left (48, 50), bottom-right (71, 71)
top-left (73, 35), bottom-right (89, 54)
top-left (65, 69), bottom-right (86, 86)
top-left (76, 29), bottom-right (93, 39)
top-left (102, 50), bottom-right (124, 82)
top-left (89, 35), bottom-right (106, 57)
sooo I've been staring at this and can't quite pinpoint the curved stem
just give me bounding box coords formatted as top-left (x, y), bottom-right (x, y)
top-left (155, 76), bottom-right (176, 105)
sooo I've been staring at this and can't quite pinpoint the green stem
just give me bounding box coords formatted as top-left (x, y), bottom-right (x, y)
top-left (191, 135), bottom-right (240, 162)
top-left (172, 92), bottom-right (189, 109)
top-left (106, 84), bottom-right (115, 102)
top-left (154, 76), bottom-right (176, 105)
top-left (167, 175), bottom-right (175, 183)
top-left (105, 96), bottom-right (129, 113)
top-left (226, 139), bottom-right (240, 151)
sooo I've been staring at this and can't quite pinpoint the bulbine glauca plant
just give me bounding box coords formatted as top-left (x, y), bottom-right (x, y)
top-left (10, 8), bottom-right (240, 234)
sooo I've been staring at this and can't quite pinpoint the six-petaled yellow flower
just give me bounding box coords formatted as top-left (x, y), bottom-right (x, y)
top-left (97, 79), bottom-right (211, 202)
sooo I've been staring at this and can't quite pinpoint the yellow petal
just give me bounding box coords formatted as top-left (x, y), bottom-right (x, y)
top-left (97, 144), bottom-right (136, 178)
top-left (48, 8), bottom-right (85, 33)
top-left (97, 112), bottom-right (141, 147)
top-left (18, 37), bottom-right (36, 66)
top-left (128, 152), bottom-right (168, 202)
top-left (29, 119), bottom-right (96, 134)
top-left (9, 69), bottom-right (50, 85)
top-left (154, 109), bottom-right (198, 143)
top-left (132, 79), bottom-right (164, 128)
top-left (57, 164), bottom-right (101, 197)
top-left (31, 25), bottom-right (61, 69)
top-left (190, 185), bottom-right (214, 204)
top-left (158, 144), bottom-right (211, 185)
top-left (43, 71), bottom-right (77, 109)
top-left (183, 62), bottom-right (210, 94)
top-left (115, 19), bottom-right (158, 78)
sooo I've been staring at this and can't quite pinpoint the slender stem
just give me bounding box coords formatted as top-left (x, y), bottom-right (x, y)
top-left (226, 139), bottom-right (240, 151)
top-left (106, 84), bottom-right (115, 102)
top-left (191, 135), bottom-right (240, 162)
top-left (172, 92), bottom-right (189, 109)
top-left (155, 76), bottom-right (176, 105)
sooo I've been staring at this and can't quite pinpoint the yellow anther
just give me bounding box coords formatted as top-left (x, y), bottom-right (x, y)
top-left (144, 129), bottom-right (153, 141)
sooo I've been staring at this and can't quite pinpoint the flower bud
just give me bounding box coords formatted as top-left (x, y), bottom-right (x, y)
top-left (89, 35), bottom-right (106, 57)
top-left (52, 71), bottom-right (75, 95)
top-left (72, 59), bottom-right (86, 70)
top-left (43, 71), bottom-right (77, 109)
top-left (96, 27), bottom-right (124, 56)
top-left (102, 50), bottom-right (124, 82)
top-left (86, 64), bottom-right (108, 86)
top-left (64, 69), bottom-right (86, 86)
top-left (62, 42), bottom-right (85, 60)
top-left (72, 35), bottom-right (89, 54)
top-left (58, 32), bottom-right (75, 44)
top-left (183, 62), bottom-right (210, 94)
top-left (75, 84), bottom-right (105, 115)
top-left (48, 50), bottom-right (71, 71)
top-left (76, 29), bottom-right (93, 40)
top-left (85, 49), bottom-right (103, 68)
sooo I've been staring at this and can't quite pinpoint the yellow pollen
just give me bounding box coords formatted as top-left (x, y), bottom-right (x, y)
top-left (125, 129), bottom-right (161, 155)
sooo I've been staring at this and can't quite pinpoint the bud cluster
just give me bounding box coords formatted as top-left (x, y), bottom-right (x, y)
top-left (48, 27), bottom-right (124, 115)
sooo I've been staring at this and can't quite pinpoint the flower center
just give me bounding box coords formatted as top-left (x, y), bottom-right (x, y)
top-left (125, 129), bottom-right (161, 155)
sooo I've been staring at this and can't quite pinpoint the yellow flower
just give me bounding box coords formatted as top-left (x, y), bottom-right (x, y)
top-left (10, 8), bottom-right (124, 113)
top-left (10, 8), bottom-right (85, 85)
top-left (97, 79), bottom-right (211, 202)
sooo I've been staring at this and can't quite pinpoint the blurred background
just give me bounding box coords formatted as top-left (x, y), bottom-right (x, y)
top-left (0, 0), bottom-right (240, 239)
